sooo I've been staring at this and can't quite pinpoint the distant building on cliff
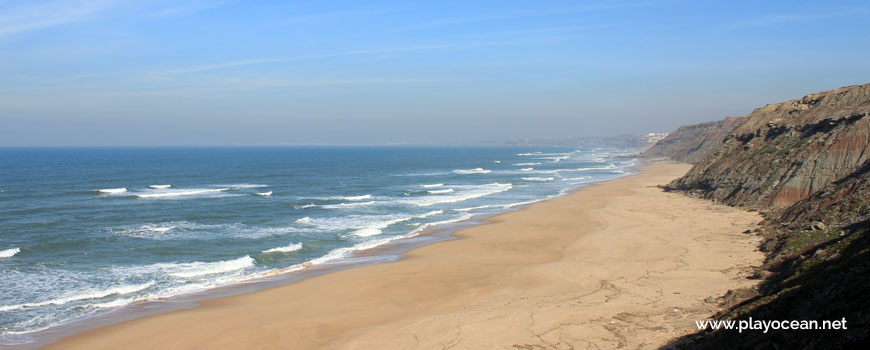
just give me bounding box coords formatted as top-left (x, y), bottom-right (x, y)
top-left (646, 133), bottom-right (669, 144)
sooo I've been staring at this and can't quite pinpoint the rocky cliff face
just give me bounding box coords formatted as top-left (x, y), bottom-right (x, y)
top-left (664, 84), bottom-right (870, 349)
top-left (640, 116), bottom-right (744, 163)
top-left (666, 84), bottom-right (870, 209)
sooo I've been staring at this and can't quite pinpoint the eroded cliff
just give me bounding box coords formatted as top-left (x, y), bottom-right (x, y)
top-left (640, 116), bottom-right (744, 163)
top-left (663, 84), bottom-right (870, 349)
top-left (667, 84), bottom-right (870, 209)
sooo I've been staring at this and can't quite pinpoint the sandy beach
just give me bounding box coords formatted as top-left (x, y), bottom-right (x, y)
top-left (46, 161), bottom-right (763, 349)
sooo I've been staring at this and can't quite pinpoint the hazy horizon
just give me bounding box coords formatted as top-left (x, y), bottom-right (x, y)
top-left (2, 0), bottom-right (869, 146)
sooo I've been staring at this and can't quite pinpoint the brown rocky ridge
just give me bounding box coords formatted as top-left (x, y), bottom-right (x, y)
top-left (666, 83), bottom-right (870, 209)
top-left (656, 83), bottom-right (870, 349)
top-left (639, 116), bottom-right (745, 164)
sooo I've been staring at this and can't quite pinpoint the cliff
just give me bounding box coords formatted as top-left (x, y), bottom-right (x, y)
top-left (666, 83), bottom-right (870, 209)
top-left (663, 84), bottom-right (870, 349)
top-left (639, 116), bottom-right (744, 163)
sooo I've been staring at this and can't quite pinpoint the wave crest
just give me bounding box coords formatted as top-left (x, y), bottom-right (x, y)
top-left (165, 256), bottom-right (256, 278)
top-left (96, 188), bottom-right (127, 194)
top-left (452, 168), bottom-right (491, 174)
top-left (262, 243), bottom-right (303, 254)
top-left (0, 247), bottom-right (20, 258)
top-left (136, 188), bottom-right (228, 198)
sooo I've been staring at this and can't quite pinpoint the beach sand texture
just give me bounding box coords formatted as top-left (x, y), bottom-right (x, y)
top-left (48, 161), bottom-right (762, 349)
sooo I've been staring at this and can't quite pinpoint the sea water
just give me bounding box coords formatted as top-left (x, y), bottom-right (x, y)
top-left (0, 146), bottom-right (637, 344)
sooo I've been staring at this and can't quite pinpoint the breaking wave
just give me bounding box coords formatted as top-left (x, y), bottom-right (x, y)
top-left (0, 282), bottom-right (155, 312)
top-left (96, 188), bottom-right (127, 194)
top-left (401, 183), bottom-right (512, 207)
top-left (136, 188), bottom-right (229, 199)
top-left (452, 168), bottom-right (491, 174)
top-left (521, 177), bottom-right (555, 182)
top-left (0, 248), bottom-right (20, 259)
top-left (306, 194), bottom-right (372, 201)
top-left (318, 201), bottom-right (377, 209)
top-left (164, 256), bottom-right (256, 278)
top-left (262, 243), bottom-right (303, 254)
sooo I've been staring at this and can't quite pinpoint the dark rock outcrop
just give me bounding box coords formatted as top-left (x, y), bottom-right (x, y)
top-left (639, 116), bottom-right (744, 163)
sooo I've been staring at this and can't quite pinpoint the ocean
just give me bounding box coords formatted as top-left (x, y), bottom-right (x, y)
top-left (0, 146), bottom-right (637, 345)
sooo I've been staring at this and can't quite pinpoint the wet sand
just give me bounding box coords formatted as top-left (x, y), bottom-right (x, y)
top-left (47, 161), bottom-right (762, 349)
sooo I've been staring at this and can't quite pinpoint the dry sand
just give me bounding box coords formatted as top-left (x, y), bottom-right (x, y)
top-left (47, 161), bottom-right (763, 349)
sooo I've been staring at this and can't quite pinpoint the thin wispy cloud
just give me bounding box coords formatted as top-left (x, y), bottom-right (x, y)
top-left (146, 0), bottom-right (228, 17)
top-left (159, 44), bottom-right (456, 75)
top-left (268, 8), bottom-right (400, 26)
top-left (0, 0), bottom-right (118, 38)
top-left (366, 0), bottom-right (653, 36)
top-left (159, 36), bottom-right (572, 76)
top-left (719, 8), bottom-right (870, 32)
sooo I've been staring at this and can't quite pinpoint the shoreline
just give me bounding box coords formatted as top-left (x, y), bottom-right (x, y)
top-left (6, 162), bottom-right (615, 349)
top-left (5, 207), bottom-right (500, 349)
top-left (45, 161), bottom-right (763, 349)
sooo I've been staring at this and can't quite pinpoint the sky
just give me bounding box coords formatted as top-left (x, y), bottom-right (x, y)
top-left (1, 0), bottom-right (868, 146)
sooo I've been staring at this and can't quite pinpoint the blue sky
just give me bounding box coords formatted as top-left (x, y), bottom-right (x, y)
top-left (1, 0), bottom-right (868, 146)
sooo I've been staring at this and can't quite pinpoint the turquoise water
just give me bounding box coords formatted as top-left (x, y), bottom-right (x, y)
top-left (0, 146), bottom-right (636, 344)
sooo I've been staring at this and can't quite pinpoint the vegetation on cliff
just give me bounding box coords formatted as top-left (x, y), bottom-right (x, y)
top-left (660, 83), bottom-right (870, 349)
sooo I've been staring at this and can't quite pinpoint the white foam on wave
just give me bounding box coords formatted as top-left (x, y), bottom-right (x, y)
top-left (453, 199), bottom-right (543, 213)
top-left (453, 204), bottom-right (502, 212)
top-left (215, 184), bottom-right (269, 189)
top-left (110, 221), bottom-right (309, 240)
top-left (352, 210), bottom-right (443, 237)
top-left (540, 155), bottom-right (571, 163)
top-left (256, 191), bottom-right (272, 196)
top-left (305, 194), bottom-right (372, 201)
top-left (0, 247), bottom-right (20, 258)
top-left (494, 160), bottom-right (501, 163)
top-left (563, 164), bottom-right (618, 172)
top-left (294, 217), bottom-right (312, 224)
top-left (309, 211), bottom-right (442, 263)
top-left (318, 201), bottom-right (377, 209)
top-left (148, 184), bottom-right (171, 189)
top-left (420, 183), bottom-right (443, 188)
top-left (147, 226), bottom-right (172, 233)
top-left (514, 162), bottom-right (540, 166)
top-left (521, 177), bottom-right (555, 182)
top-left (299, 211), bottom-right (442, 237)
top-left (96, 188), bottom-right (127, 194)
top-left (402, 183), bottom-right (512, 207)
top-left (0, 282), bottom-right (155, 312)
top-left (409, 213), bottom-right (474, 235)
top-left (309, 237), bottom-right (395, 265)
top-left (308, 211), bottom-right (472, 266)
top-left (452, 168), bottom-right (491, 174)
top-left (108, 222), bottom-right (200, 239)
top-left (262, 243), bottom-right (303, 254)
top-left (517, 152), bottom-right (542, 156)
top-left (521, 167), bottom-right (534, 171)
top-left (427, 188), bottom-right (454, 194)
top-left (136, 188), bottom-right (228, 198)
top-left (165, 256), bottom-right (256, 278)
